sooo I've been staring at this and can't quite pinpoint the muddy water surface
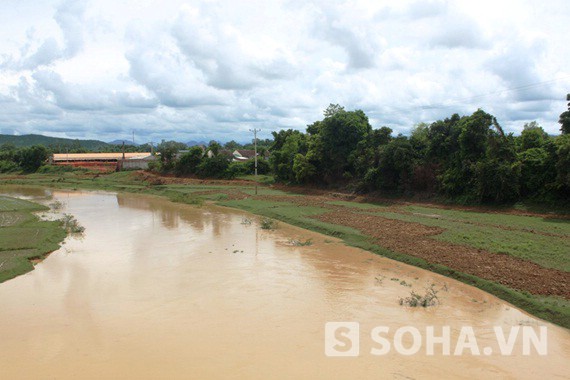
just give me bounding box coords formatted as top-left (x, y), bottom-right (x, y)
top-left (0, 189), bottom-right (569, 379)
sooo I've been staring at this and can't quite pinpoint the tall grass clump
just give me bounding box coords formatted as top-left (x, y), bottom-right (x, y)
top-left (59, 214), bottom-right (85, 234)
top-left (399, 285), bottom-right (440, 307)
top-left (260, 217), bottom-right (278, 230)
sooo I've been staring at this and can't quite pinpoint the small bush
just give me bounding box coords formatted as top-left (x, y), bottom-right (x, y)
top-left (147, 160), bottom-right (162, 173)
top-left (399, 285), bottom-right (440, 307)
top-left (49, 200), bottom-right (65, 211)
top-left (228, 162), bottom-right (250, 177)
top-left (260, 217), bottom-right (277, 230)
top-left (245, 159), bottom-right (270, 175)
top-left (287, 238), bottom-right (313, 246)
top-left (59, 214), bottom-right (85, 234)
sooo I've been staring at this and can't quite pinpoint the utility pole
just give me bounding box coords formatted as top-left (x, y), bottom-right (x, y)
top-left (249, 128), bottom-right (261, 195)
top-left (132, 130), bottom-right (135, 146)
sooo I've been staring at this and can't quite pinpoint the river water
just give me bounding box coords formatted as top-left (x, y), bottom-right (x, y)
top-left (0, 188), bottom-right (568, 379)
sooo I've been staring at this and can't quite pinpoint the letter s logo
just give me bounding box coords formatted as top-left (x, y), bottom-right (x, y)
top-left (325, 322), bottom-right (360, 357)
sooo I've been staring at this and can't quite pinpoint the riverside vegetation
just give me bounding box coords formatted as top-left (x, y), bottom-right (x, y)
top-left (0, 196), bottom-right (71, 283)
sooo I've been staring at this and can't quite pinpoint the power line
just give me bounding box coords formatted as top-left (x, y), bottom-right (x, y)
top-left (419, 75), bottom-right (570, 111)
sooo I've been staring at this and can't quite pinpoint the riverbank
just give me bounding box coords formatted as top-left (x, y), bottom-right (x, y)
top-left (1, 170), bottom-right (569, 328)
top-left (0, 195), bottom-right (66, 283)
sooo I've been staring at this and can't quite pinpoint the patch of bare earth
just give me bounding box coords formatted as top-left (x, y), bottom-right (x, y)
top-left (132, 171), bottom-right (257, 187)
top-left (314, 210), bottom-right (570, 298)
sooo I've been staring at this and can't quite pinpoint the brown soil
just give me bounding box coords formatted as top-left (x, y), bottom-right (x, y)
top-left (132, 171), bottom-right (256, 187)
top-left (314, 210), bottom-right (570, 298)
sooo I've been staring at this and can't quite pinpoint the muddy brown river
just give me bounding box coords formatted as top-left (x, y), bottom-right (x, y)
top-left (0, 189), bottom-right (569, 379)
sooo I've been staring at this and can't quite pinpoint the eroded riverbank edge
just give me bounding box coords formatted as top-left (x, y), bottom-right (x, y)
top-left (0, 195), bottom-right (67, 283)
top-left (0, 180), bottom-right (568, 329)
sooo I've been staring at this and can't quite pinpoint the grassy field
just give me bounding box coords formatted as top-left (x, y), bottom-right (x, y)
top-left (0, 196), bottom-right (66, 283)
top-left (362, 207), bottom-right (569, 271)
top-left (1, 170), bottom-right (569, 328)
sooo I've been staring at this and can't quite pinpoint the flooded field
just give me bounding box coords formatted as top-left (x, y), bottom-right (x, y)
top-left (0, 189), bottom-right (568, 379)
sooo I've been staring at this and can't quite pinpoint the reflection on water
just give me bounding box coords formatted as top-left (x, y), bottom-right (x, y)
top-left (0, 189), bottom-right (568, 379)
top-left (0, 185), bottom-right (52, 200)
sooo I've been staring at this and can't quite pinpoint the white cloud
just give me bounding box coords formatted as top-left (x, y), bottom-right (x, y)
top-left (0, 0), bottom-right (569, 142)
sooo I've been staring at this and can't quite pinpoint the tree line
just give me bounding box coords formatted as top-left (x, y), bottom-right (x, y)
top-left (153, 140), bottom-right (271, 179)
top-left (1, 94), bottom-right (568, 204)
top-left (269, 97), bottom-right (570, 203)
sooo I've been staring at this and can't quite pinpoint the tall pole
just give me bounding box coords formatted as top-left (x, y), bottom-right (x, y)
top-left (249, 128), bottom-right (261, 195)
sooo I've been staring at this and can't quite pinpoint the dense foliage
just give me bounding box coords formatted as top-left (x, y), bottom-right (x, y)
top-left (268, 101), bottom-right (570, 204)
top-left (153, 140), bottom-right (268, 179)
top-left (0, 144), bottom-right (49, 173)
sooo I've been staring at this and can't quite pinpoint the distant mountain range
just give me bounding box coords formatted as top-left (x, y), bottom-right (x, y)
top-left (0, 134), bottom-right (243, 150)
top-left (0, 134), bottom-right (109, 150)
top-left (108, 139), bottom-right (140, 146)
top-left (186, 140), bottom-right (208, 147)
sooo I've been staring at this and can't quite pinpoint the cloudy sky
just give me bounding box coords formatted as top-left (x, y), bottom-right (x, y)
top-left (1, 0), bottom-right (569, 143)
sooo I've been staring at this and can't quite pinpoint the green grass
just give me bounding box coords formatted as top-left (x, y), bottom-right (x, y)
top-left (363, 209), bottom-right (570, 271)
top-left (404, 205), bottom-right (570, 236)
top-left (236, 174), bottom-right (275, 184)
top-left (326, 200), bottom-right (390, 209)
top-left (0, 196), bottom-right (67, 283)
top-left (240, 187), bottom-right (297, 196)
top-left (168, 192), bottom-right (204, 206)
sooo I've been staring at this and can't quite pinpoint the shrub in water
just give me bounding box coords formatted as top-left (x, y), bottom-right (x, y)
top-left (260, 217), bottom-right (277, 230)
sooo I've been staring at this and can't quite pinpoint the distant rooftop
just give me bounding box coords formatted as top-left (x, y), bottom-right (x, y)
top-left (52, 152), bottom-right (151, 162)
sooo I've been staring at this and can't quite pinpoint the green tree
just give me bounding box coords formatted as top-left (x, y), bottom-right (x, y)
top-left (458, 109), bottom-right (493, 161)
top-left (426, 113), bottom-right (462, 164)
top-left (433, 110), bottom-right (518, 202)
top-left (208, 140), bottom-right (222, 156)
top-left (269, 130), bottom-right (308, 182)
top-left (175, 146), bottom-right (204, 176)
top-left (311, 108), bottom-right (372, 182)
top-left (519, 147), bottom-right (551, 197)
top-left (559, 94), bottom-right (570, 135)
top-left (157, 140), bottom-right (186, 171)
top-left (474, 159), bottom-right (521, 203)
top-left (292, 153), bottom-right (316, 183)
top-left (223, 140), bottom-right (242, 151)
top-left (555, 135), bottom-right (570, 192)
top-left (196, 155), bottom-right (231, 179)
top-left (519, 122), bottom-right (548, 151)
top-left (351, 126), bottom-right (392, 179)
top-left (409, 123), bottom-right (430, 155)
top-left (15, 145), bottom-right (49, 172)
top-left (375, 136), bottom-right (415, 191)
top-left (323, 103), bottom-right (345, 117)
top-left (0, 143), bottom-right (16, 152)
